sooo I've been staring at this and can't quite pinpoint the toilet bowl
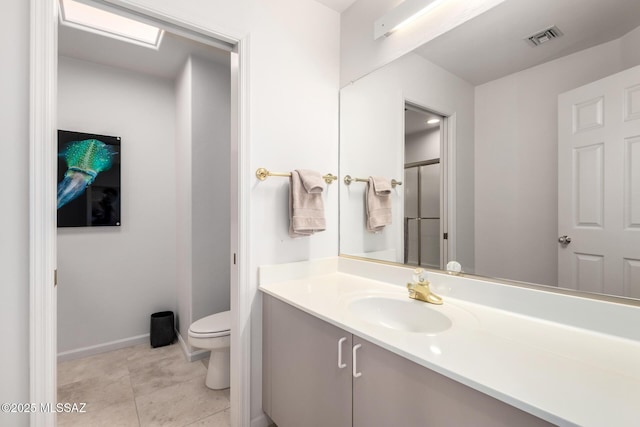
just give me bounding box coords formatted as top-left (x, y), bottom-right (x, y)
top-left (188, 310), bottom-right (231, 390)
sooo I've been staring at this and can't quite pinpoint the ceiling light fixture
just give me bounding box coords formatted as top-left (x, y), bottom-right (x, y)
top-left (427, 118), bottom-right (441, 124)
top-left (374, 0), bottom-right (448, 40)
top-left (59, 0), bottom-right (164, 49)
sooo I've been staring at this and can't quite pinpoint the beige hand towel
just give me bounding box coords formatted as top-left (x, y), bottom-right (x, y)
top-left (366, 176), bottom-right (392, 232)
top-left (289, 170), bottom-right (326, 238)
top-left (297, 169), bottom-right (324, 193)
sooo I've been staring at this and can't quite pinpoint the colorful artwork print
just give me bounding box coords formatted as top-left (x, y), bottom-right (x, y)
top-left (57, 130), bottom-right (121, 227)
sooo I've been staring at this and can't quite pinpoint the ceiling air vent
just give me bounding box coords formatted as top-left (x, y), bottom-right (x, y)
top-left (526, 25), bottom-right (563, 46)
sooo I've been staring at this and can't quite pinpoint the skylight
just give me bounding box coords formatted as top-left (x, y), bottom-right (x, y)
top-left (59, 0), bottom-right (164, 49)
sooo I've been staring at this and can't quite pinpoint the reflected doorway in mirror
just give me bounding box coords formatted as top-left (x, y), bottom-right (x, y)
top-left (404, 103), bottom-right (448, 269)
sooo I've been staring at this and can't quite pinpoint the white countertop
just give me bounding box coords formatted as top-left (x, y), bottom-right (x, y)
top-left (259, 258), bottom-right (640, 427)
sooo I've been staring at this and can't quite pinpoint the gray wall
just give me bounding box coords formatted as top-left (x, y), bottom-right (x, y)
top-left (0, 1), bottom-right (30, 425)
top-left (405, 128), bottom-right (440, 164)
top-left (474, 28), bottom-right (640, 286)
top-left (191, 55), bottom-right (231, 322)
top-left (57, 56), bottom-right (178, 354)
top-left (340, 53), bottom-right (475, 270)
top-left (175, 58), bottom-right (193, 342)
top-left (175, 55), bottom-right (231, 345)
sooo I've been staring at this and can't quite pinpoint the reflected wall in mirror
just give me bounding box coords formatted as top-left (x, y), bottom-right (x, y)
top-left (339, 0), bottom-right (640, 300)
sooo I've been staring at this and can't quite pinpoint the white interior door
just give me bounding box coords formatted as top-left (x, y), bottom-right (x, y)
top-left (558, 64), bottom-right (640, 297)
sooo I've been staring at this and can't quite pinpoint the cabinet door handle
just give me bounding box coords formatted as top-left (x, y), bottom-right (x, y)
top-left (352, 344), bottom-right (362, 378)
top-left (338, 337), bottom-right (347, 369)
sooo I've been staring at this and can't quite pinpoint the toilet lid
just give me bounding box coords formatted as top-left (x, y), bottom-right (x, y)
top-left (189, 310), bottom-right (231, 335)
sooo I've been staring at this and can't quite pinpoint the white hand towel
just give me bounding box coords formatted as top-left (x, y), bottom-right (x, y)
top-left (289, 170), bottom-right (326, 238)
top-left (366, 176), bottom-right (392, 232)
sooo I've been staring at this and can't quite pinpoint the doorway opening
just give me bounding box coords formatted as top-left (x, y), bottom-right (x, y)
top-left (30, 1), bottom-right (249, 425)
top-left (404, 103), bottom-right (448, 269)
top-left (57, 0), bottom-right (232, 354)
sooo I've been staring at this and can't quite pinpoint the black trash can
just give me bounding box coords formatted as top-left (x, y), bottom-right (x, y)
top-left (150, 311), bottom-right (175, 348)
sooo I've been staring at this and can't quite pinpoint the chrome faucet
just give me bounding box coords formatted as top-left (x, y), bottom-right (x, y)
top-left (407, 268), bottom-right (443, 305)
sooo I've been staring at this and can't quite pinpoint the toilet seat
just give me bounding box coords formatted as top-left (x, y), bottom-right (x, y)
top-left (188, 310), bottom-right (231, 338)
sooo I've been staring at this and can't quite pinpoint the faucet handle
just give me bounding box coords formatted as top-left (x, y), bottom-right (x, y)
top-left (412, 268), bottom-right (427, 284)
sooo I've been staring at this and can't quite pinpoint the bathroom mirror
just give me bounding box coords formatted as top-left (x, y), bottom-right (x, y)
top-left (339, 0), bottom-right (640, 301)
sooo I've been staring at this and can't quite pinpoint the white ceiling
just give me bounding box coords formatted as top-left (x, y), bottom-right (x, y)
top-left (414, 0), bottom-right (640, 85)
top-left (60, 0), bottom-right (640, 86)
top-left (314, 0), bottom-right (357, 13)
top-left (58, 0), bottom-right (354, 79)
top-left (405, 107), bottom-right (441, 136)
top-left (58, 22), bottom-right (230, 80)
top-left (59, 0), bottom-right (355, 77)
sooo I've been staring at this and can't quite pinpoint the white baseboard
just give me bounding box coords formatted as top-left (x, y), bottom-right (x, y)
top-left (57, 333), bottom-right (150, 362)
top-left (251, 413), bottom-right (271, 427)
top-left (176, 330), bottom-right (210, 362)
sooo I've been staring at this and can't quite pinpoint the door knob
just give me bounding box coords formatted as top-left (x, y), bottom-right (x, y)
top-left (558, 235), bottom-right (572, 245)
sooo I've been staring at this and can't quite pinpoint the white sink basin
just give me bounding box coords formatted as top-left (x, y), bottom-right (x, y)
top-left (348, 296), bottom-right (452, 334)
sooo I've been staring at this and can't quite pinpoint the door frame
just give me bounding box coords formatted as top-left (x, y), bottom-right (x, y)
top-left (29, 1), bottom-right (251, 426)
top-left (403, 100), bottom-right (456, 266)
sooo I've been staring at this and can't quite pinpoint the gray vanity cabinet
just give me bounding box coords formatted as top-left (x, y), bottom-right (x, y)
top-left (351, 335), bottom-right (554, 427)
top-left (263, 294), bottom-right (553, 427)
top-left (262, 295), bottom-right (352, 427)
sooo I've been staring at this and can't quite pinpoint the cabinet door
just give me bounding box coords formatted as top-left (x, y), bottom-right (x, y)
top-left (352, 336), bottom-right (553, 427)
top-left (263, 295), bottom-right (352, 427)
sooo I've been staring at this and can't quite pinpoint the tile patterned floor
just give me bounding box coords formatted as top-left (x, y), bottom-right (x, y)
top-left (57, 343), bottom-right (230, 427)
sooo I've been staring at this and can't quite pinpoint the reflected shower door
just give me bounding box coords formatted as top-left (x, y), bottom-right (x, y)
top-left (404, 161), bottom-right (440, 268)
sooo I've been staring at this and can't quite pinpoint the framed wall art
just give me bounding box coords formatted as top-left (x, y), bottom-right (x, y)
top-left (57, 130), bottom-right (121, 227)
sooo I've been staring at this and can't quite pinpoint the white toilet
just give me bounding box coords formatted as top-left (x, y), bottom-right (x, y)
top-left (188, 310), bottom-right (231, 390)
